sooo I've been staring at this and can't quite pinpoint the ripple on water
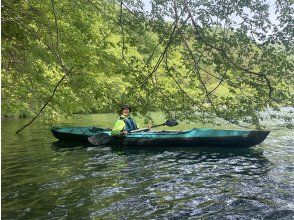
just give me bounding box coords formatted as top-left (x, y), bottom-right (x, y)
top-left (2, 117), bottom-right (294, 219)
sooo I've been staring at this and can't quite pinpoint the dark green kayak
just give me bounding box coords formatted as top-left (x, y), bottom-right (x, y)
top-left (51, 126), bottom-right (270, 148)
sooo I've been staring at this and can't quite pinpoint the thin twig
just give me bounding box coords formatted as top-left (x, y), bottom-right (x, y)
top-left (141, 20), bottom-right (177, 72)
top-left (16, 67), bottom-right (76, 134)
top-left (183, 0), bottom-right (273, 102)
top-left (139, 16), bottom-right (189, 88)
top-left (164, 54), bottom-right (204, 111)
top-left (50, 0), bottom-right (59, 52)
top-left (119, 0), bottom-right (131, 67)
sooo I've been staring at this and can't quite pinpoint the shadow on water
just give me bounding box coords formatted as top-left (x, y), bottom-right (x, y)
top-left (110, 145), bottom-right (271, 175)
top-left (51, 141), bottom-right (91, 151)
top-left (51, 141), bottom-right (270, 175)
top-left (51, 140), bottom-right (268, 160)
top-left (110, 144), bottom-right (265, 157)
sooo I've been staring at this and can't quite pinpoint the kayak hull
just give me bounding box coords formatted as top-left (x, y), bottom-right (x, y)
top-left (51, 127), bottom-right (270, 148)
top-left (51, 127), bottom-right (110, 143)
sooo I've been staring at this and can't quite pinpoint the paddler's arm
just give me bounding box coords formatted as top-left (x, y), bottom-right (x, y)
top-left (111, 120), bottom-right (126, 136)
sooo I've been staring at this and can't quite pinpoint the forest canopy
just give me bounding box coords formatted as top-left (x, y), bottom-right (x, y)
top-left (2, 0), bottom-right (293, 130)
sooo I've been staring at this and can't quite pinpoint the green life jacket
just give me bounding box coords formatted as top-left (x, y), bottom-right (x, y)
top-left (119, 116), bottom-right (138, 132)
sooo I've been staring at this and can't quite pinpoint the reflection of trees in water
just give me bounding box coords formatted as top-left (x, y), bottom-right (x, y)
top-left (51, 141), bottom-right (270, 178)
top-left (108, 146), bottom-right (277, 219)
top-left (51, 141), bottom-right (92, 151)
top-left (49, 141), bottom-right (293, 220)
top-left (111, 146), bottom-right (270, 178)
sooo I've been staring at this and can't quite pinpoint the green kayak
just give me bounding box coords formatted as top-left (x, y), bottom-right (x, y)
top-left (51, 126), bottom-right (270, 148)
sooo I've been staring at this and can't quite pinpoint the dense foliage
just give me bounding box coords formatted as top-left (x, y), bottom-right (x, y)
top-left (2, 0), bottom-right (293, 130)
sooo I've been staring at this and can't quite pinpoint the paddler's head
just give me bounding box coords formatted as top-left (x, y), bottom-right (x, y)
top-left (120, 104), bottom-right (131, 117)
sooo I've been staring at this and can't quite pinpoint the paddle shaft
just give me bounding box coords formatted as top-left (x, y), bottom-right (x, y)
top-left (131, 123), bottom-right (165, 133)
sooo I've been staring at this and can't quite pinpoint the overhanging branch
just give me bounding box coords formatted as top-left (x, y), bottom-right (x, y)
top-left (183, 0), bottom-right (273, 103)
top-left (15, 66), bottom-right (76, 134)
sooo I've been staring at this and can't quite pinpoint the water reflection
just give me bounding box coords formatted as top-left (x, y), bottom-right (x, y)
top-left (51, 141), bottom-right (271, 178)
top-left (110, 145), bottom-right (264, 157)
top-left (3, 114), bottom-right (293, 219)
top-left (51, 141), bottom-right (91, 151)
top-left (111, 146), bottom-right (269, 170)
top-left (85, 145), bottom-right (273, 219)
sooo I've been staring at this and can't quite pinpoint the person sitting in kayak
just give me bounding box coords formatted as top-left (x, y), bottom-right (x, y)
top-left (111, 104), bottom-right (151, 135)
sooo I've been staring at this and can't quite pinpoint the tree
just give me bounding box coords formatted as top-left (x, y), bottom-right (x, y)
top-left (115, 0), bottom-right (294, 128)
top-left (1, 0), bottom-right (293, 132)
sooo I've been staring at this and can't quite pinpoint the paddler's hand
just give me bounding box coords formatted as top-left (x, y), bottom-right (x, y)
top-left (120, 130), bottom-right (128, 135)
top-left (147, 122), bottom-right (152, 130)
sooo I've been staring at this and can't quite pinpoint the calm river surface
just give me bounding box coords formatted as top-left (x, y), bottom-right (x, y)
top-left (2, 113), bottom-right (294, 219)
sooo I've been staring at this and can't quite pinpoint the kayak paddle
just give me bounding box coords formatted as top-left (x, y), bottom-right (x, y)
top-left (88, 119), bottom-right (178, 146)
top-left (87, 133), bottom-right (111, 146)
top-left (131, 119), bottom-right (178, 133)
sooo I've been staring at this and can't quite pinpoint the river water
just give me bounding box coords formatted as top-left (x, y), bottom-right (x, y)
top-left (1, 113), bottom-right (294, 219)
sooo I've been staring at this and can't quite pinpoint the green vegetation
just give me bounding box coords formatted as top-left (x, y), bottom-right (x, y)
top-left (2, 0), bottom-right (293, 131)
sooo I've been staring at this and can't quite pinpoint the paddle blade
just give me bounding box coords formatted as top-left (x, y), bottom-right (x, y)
top-left (165, 119), bottom-right (178, 127)
top-left (88, 133), bottom-right (110, 146)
